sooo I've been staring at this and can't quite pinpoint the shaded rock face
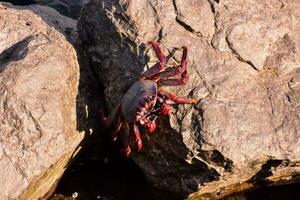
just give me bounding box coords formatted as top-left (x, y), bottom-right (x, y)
top-left (78, 0), bottom-right (300, 198)
top-left (0, 3), bottom-right (83, 200)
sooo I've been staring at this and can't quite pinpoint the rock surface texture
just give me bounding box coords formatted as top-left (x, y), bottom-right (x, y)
top-left (0, 3), bottom-right (83, 200)
top-left (78, 0), bottom-right (300, 199)
top-left (27, 4), bottom-right (78, 43)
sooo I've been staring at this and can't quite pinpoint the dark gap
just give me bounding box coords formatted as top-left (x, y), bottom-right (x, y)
top-left (1, 0), bottom-right (37, 5)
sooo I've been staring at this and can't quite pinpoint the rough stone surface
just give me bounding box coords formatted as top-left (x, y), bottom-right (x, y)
top-left (78, 0), bottom-right (300, 198)
top-left (0, 3), bottom-right (83, 200)
top-left (27, 4), bottom-right (78, 43)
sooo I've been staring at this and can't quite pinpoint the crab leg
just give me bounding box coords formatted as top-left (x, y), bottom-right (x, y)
top-left (141, 41), bottom-right (167, 79)
top-left (122, 122), bottom-right (132, 157)
top-left (159, 70), bottom-right (189, 86)
top-left (111, 115), bottom-right (122, 141)
top-left (98, 104), bottom-right (120, 128)
top-left (159, 90), bottom-right (196, 104)
top-left (155, 46), bottom-right (188, 79)
top-left (133, 123), bottom-right (142, 151)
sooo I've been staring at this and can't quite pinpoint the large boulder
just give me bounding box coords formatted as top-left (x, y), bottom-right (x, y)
top-left (78, 0), bottom-right (300, 198)
top-left (0, 3), bottom-right (83, 200)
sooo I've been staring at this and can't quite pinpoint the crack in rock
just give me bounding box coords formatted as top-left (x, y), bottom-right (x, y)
top-left (207, 0), bottom-right (219, 48)
top-left (146, 0), bottom-right (160, 26)
top-left (225, 35), bottom-right (259, 71)
top-left (172, 0), bottom-right (203, 37)
top-left (249, 159), bottom-right (286, 186)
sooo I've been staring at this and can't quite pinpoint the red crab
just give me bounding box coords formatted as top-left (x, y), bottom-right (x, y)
top-left (100, 41), bottom-right (196, 156)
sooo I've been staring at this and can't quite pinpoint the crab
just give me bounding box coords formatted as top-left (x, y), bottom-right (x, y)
top-left (100, 41), bottom-right (196, 156)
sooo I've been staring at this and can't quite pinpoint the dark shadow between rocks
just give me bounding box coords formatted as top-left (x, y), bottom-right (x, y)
top-left (137, 116), bottom-right (220, 199)
top-left (222, 181), bottom-right (300, 200)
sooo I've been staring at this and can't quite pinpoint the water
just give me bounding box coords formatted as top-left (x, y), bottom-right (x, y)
top-left (2, 0), bottom-right (80, 18)
top-left (1, 0), bottom-right (36, 5)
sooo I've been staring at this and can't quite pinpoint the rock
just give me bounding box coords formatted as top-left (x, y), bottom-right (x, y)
top-left (27, 4), bottom-right (78, 43)
top-left (0, 3), bottom-right (83, 200)
top-left (35, 0), bottom-right (90, 19)
top-left (78, 0), bottom-right (300, 198)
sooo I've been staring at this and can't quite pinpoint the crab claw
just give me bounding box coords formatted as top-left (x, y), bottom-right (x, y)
top-left (160, 104), bottom-right (170, 115)
top-left (147, 118), bottom-right (157, 134)
top-left (134, 124), bottom-right (143, 151)
top-left (137, 140), bottom-right (142, 151)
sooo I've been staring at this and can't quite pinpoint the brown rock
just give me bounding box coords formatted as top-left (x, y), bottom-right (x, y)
top-left (0, 3), bottom-right (83, 200)
top-left (78, 0), bottom-right (300, 198)
top-left (27, 4), bottom-right (78, 43)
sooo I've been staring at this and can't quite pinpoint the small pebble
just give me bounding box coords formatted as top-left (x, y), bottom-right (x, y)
top-left (72, 192), bottom-right (78, 198)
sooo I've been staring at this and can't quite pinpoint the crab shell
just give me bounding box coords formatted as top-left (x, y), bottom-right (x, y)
top-left (121, 80), bottom-right (157, 122)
